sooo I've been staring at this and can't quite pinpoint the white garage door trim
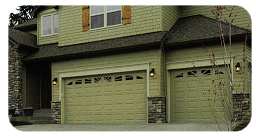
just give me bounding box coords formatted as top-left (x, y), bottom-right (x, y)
top-left (166, 57), bottom-right (233, 123)
top-left (57, 63), bottom-right (150, 124)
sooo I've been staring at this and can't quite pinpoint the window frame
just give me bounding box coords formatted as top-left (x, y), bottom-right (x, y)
top-left (41, 13), bottom-right (59, 37)
top-left (90, 6), bottom-right (122, 30)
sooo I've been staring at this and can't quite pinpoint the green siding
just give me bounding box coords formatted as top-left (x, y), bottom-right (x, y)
top-left (38, 6), bottom-right (169, 46)
top-left (180, 6), bottom-right (251, 29)
top-left (166, 42), bottom-right (248, 95)
top-left (52, 49), bottom-right (162, 102)
top-left (37, 8), bottom-right (59, 45)
top-left (231, 45), bottom-right (251, 94)
top-left (38, 6), bottom-right (179, 46)
top-left (37, 6), bottom-right (251, 46)
top-left (57, 6), bottom-right (162, 46)
top-left (161, 6), bottom-right (179, 31)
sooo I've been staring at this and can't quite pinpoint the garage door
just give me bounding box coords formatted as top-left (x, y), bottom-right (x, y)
top-left (170, 66), bottom-right (230, 123)
top-left (63, 71), bottom-right (147, 124)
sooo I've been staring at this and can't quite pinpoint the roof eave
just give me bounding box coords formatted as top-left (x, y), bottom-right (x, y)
top-left (24, 41), bottom-right (161, 63)
top-left (14, 24), bottom-right (37, 31)
top-left (166, 33), bottom-right (250, 48)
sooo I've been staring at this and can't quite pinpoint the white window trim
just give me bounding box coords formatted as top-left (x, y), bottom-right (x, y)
top-left (41, 13), bottom-right (58, 37)
top-left (90, 6), bottom-right (122, 30)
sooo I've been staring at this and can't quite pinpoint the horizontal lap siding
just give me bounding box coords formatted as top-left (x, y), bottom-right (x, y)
top-left (37, 6), bottom-right (250, 46)
top-left (161, 6), bottom-right (179, 31)
top-left (180, 6), bottom-right (251, 29)
top-left (167, 43), bottom-right (243, 63)
top-left (57, 6), bottom-right (162, 46)
top-left (166, 42), bottom-right (247, 94)
top-left (52, 49), bottom-right (162, 102)
top-left (237, 45), bottom-right (251, 94)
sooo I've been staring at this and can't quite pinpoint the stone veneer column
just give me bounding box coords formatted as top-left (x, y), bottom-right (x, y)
top-left (148, 97), bottom-right (166, 123)
top-left (232, 93), bottom-right (251, 130)
top-left (8, 43), bottom-right (27, 114)
top-left (51, 101), bottom-right (61, 124)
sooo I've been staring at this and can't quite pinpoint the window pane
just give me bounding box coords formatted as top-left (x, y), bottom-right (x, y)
top-left (107, 11), bottom-right (121, 26)
top-left (53, 14), bottom-right (59, 33)
top-left (106, 6), bottom-right (121, 12)
top-left (42, 15), bottom-right (52, 35)
top-left (91, 6), bottom-right (104, 15)
top-left (91, 14), bottom-right (104, 29)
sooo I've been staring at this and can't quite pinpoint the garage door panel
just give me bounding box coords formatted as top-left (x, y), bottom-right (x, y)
top-left (63, 70), bottom-right (147, 124)
top-left (170, 66), bottom-right (228, 123)
top-left (174, 97), bottom-right (212, 101)
top-left (176, 101), bottom-right (224, 108)
top-left (64, 108), bottom-right (147, 115)
top-left (173, 112), bottom-right (225, 119)
top-left (64, 114), bottom-right (146, 123)
top-left (174, 106), bottom-right (224, 112)
top-left (174, 101), bottom-right (212, 108)
top-left (64, 98), bottom-right (146, 107)
top-left (65, 87), bottom-right (103, 92)
top-left (64, 97), bottom-right (103, 103)
top-left (64, 110), bottom-right (146, 117)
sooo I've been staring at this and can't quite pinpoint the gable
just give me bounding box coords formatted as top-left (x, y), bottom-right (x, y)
top-left (166, 15), bottom-right (250, 46)
top-left (180, 6), bottom-right (251, 29)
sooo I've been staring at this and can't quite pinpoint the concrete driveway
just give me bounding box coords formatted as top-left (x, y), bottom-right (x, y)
top-left (15, 123), bottom-right (229, 131)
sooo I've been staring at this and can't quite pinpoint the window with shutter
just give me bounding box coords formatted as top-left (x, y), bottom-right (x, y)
top-left (90, 6), bottom-right (122, 29)
top-left (83, 6), bottom-right (131, 31)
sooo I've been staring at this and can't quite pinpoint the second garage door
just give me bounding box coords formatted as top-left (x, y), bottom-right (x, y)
top-left (63, 71), bottom-right (147, 124)
top-left (169, 66), bottom-right (230, 123)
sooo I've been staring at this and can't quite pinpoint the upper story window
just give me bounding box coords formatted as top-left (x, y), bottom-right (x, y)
top-left (42, 13), bottom-right (59, 36)
top-left (90, 6), bottom-right (122, 29)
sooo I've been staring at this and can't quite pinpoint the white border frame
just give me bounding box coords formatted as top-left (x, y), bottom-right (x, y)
top-left (58, 63), bottom-right (150, 124)
top-left (166, 57), bottom-right (233, 123)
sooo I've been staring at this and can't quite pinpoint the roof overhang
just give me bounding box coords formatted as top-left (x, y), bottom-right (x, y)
top-left (9, 28), bottom-right (38, 50)
top-left (24, 31), bottom-right (166, 62)
top-left (14, 18), bottom-right (37, 31)
top-left (165, 15), bottom-right (251, 48)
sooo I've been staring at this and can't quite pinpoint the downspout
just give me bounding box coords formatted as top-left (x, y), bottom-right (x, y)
top-left (160, 31), bottom-right (169, 97)
top-left (160, 31), bottom-right (169, 123)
